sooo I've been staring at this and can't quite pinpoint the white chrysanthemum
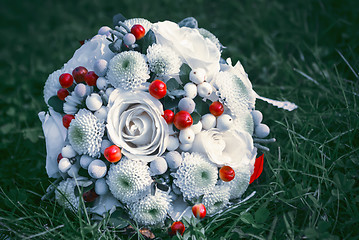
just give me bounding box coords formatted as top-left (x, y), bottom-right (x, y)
top-left (68, 109), bottom-right (105, 157)
top-left (214, 71), bottom-right (253, 116)
top-left (129, 190), bottom-right (171, 226)
top-left (198, 28), bottom-right (221, 50)
top-left (106, 51), bottom-right (150, 90)
top-left (55, 178), bottom-right (79, 210)
top-left (63, 93), bottom-right (83, 115)
top-left (122, 18), bottom-right (152, 34)
top-left (202, 185), bottom-right (230, 215)
top-left (107, 158), bottom-right (152, 204)
top-left (220, 167), bottom-right (251, 200)
top-left (146, 44), bottom-right (181, 76)
top-left (173, 152), bottom-right (218, 200)
top-left (44, 69), bottom-right (63, 104)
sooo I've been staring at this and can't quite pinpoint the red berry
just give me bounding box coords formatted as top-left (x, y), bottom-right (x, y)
top-left (209, 101), bottom-right (224, 116)
top-left (59, 73), bottom-right (74, 88)
top-left (104, 145), bottom-right (122, 163)
top-left (62, 114), bottom-right (75, 128)
top-left (131, 24), bottom-right (146, 40)
top-left (173, 111), bottom-right (193, 130)
top-left (57, 153), bottom-right (63, 163)
top-left (83, 188), bottom-right (99, 202)
top-left (192, 203), bottom-right (206, 219)
top-left (162, 109), bottom-right (174, 124)
top-left (57, 88), bottom-right (69, 100)
top-left (219, 166), bottom-right (235, 182)
top-left (149, 80), bottom-right (167, 99)
top-left (84, 71), bottom-right (98, 86)
top-left (72, 66), bottom-right (88, 83)
top-left (169, 221), bottom-right (185, 236)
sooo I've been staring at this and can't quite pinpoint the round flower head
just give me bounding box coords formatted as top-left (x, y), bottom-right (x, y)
top-left (107, 157), bottom-right (152, 204)
top-left (44, 69), bottom-right (63, 104)
top-left (129, 190), bottom-right (172, 226)
top-left (106, 51), bottom-right (150, 90)
top-left (55, 178), bottom-right (79, 210)
top-left (68, 109), bottom-right (105, 157)
top-left (63, 92), bottom-right (83, 115)
top-left (202, 185), bottom-right (230, 215)
top-left (146, 44), bottom-right (181, 76)
top-left (122, 18), bottom-right (152, 34)
top-left (214, 71), bottom-right (254, 116)
top-left (198, 28), bottom-right (221, 50)
top-left (221, 168), bottom-right (251, 200)
top-left (173, 152), bottom-right (218, 200)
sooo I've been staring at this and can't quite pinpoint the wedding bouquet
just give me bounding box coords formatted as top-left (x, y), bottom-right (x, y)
top-left (39, 15), bottom-right (296, 235)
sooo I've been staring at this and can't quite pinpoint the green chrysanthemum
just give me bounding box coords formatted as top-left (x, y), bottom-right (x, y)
top-left (43, 69), bottom-right (63, 104)
top-left (68, 109), bottom-right (105, 157)
top-left (106, 51), bottom-right (150, 90)
top-left (107, 157), bottom-right (152, 204)
top-left (202, 185), bottom-right (230, 215)
top-left (173, 152), bottom-right (218, 200)
top-left (221, 168), bottom-right (251, 200)
top-left (55, 178), bottom-right (79, 210)
top-left (146, 44), bottom-right (181, 76)
top-left (129, 190), bottom-right (171, 226)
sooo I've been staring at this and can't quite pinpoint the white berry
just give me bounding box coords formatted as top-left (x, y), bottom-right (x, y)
top-left (179, 142), bottom-right (193, 151)
top-left (165, 151), bottom-right (182, 169)
top-left (167, 136), bottom-right (179, 151)
top-left (88, 160), bottom-right (107, 179)
top-left (190, 68), bottom-right (206, 84)
top-left (190, 121), bottom-right (202, 134)
top-left (74, 83), bottom-right (87, 98)
top-left (95, 178), bottom-right (109, 195)
top-left (100, 139), bottom-right (112, 155)
top-left (197, 82), bottom-right (213, 98)
top-left (105, 87), bottom-right (114, 97)
top-left (61, 145), bottom-right (77, 158)
top-left (94, 106), bottom-right (108, 121)
top-left (150, 157), bottom-right (168, 176)
top-left (96, 77), bottom-right (108, 90)
top-left (80, 155), bottom-right (94, 169)
top-left (58, 158), bottom-right (72, 173)
top-left (86, 93), bottom-right (103, 111)
top-left (251, 110), bottom-right (263, 126)
top-left (178, 97), bottom-right (196, 114)
top-left (184, 83), bottom-right (197, 99)
top-left (216, 114), bottom-right (233, 131)
top-left (94, 60), bottom-right (108, 77)
top-left (201, 114), bottom-right (216, 130)
top-left (68, 162), bottom-right (80, 178)
top-left (123, 33), bottom-right (136, 46)
top-left (179, 128), bottom-right (195, 144)
top-left (255, 124), bottom-right (270, 138)
top-left (98, 26), bottom-right (111, 36)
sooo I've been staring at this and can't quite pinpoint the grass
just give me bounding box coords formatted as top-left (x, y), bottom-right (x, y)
top-left (0, 0), bottom-right (358, 239)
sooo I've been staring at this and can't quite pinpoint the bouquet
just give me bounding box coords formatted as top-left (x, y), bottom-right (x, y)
top-left (39, 15), bottom-right (296, 235)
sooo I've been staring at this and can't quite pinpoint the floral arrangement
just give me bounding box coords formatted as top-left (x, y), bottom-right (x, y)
top-left (39, 15), bottom-right (296, 235)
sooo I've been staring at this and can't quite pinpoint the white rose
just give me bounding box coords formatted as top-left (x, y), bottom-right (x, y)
top-left (63, 35), bottom-right (115, 73)
top-left (107, 89), bottom-right (169, 161)
top-left (191, 129), bottom-right (255, 169)
top-left (38, 108), bottom-right (67, 178)
top-left (152, 21), bottom-right (221, 80)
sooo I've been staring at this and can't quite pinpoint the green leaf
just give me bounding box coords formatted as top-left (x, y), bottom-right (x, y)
top-left (112, 13), bottom-right (126, 27)
top-left (167, 78), bottom-right (180, 91)
top-left (162, 96), bottom-right (180, 110)
top-left (191, 112), bottom-right (201, 124)
top-left (108, 209), bottom-right (130, 229)
top-left (48, 96), bottom-right (64, 114)
top-left (254, 207), bottom-right (270, 224)
top-left (179, 63), bottom-right (191, 84)
top-left (137, 29), bottom-right (156, 54)
top-left (23, 129), bottom-right (39, 143)
top-left (0, 123), bottom-right (16, 134)
top-left (193, 96), bottom-right (210, 115)
top-left (240, 212), bottom-right (255, 225)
